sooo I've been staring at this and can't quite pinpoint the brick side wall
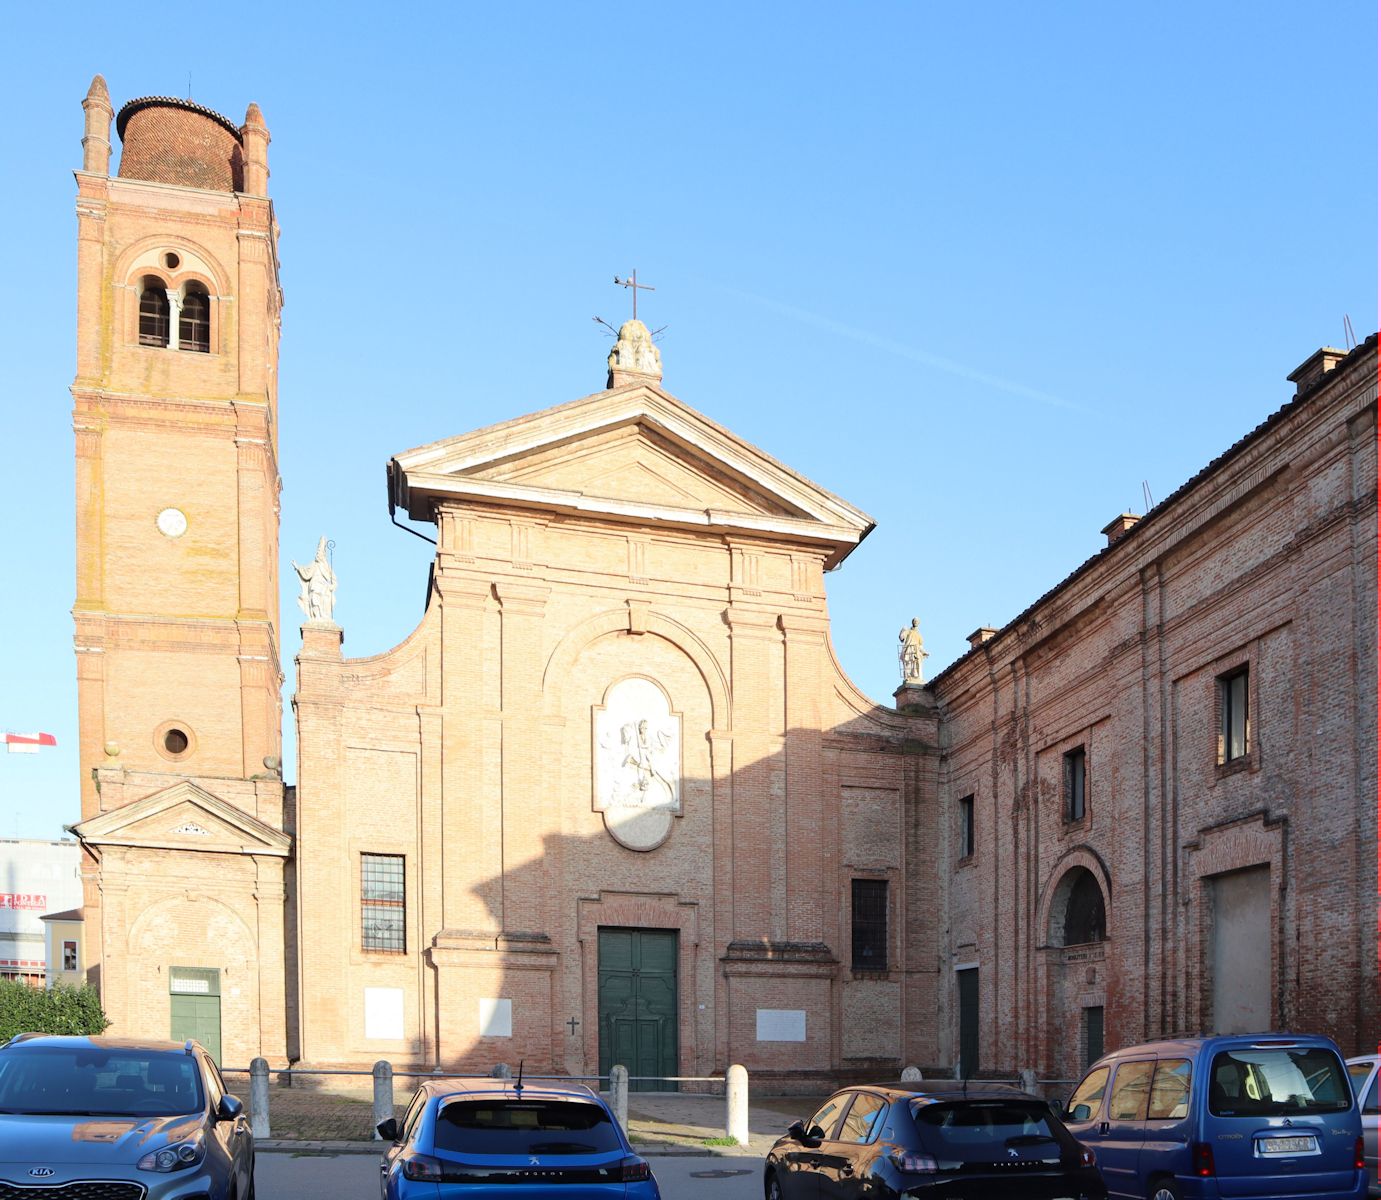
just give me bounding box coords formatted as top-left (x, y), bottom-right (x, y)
top-left (933, 345), bottom-right (1378, 1079)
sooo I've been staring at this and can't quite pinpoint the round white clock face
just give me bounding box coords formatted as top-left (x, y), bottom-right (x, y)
top-left (156, 507), bottom-right (188, 538)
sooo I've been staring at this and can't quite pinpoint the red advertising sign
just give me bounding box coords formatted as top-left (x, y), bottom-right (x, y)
top-left (0, 894), bottom-right (47, 910)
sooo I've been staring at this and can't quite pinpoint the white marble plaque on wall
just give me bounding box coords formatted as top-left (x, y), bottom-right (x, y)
top-left (479, 997), bottom-right (513, 1038)
top-left (364, 987), bottom-right (404, 1040)
top-left (756, 1008), bottom-right (807, 1042)
top-left (593, 676), bottom-right (682, 852)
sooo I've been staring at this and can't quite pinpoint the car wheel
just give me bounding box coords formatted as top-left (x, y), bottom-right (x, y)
top-left (765, 1170), bottom-right (783, 1200)
top-left (1148, 1180), bottom-right (1182, 1200)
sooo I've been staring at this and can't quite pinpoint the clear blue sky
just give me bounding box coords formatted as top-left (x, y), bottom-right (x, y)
top-left (1, 3), bottom-right (1375, 839)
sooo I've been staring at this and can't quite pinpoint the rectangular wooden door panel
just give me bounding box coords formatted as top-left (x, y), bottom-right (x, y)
top-left (598, 927), bottom-right (678, 1092)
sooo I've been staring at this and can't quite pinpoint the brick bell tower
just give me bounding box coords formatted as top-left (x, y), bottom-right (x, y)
top-left (70, 76), bottom-right (291, 1064)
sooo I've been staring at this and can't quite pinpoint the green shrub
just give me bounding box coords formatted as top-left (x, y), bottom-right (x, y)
top-left (0, 981), bottom-right (109, 1041)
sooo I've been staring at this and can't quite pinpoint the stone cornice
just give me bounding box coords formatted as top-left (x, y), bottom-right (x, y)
top-left (72, 779), bottom-right (291, 857)
top-left (390, 385), bottom-right (873, 569)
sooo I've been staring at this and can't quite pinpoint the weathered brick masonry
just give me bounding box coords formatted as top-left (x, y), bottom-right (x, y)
top-left (69, 81), bottom-right (288, 1067)
top-left (70, 81), bottom-right (1377, 1079)
top-left (933, 340), bottom-right (1378, 1079)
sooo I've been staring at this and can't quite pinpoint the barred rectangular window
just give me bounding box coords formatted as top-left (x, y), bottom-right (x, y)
top-left (1219, 666), bottom-right (1249, 763)
top-left (1064, 746), bottom-right (1087, 822)
top-left (851, 878), bottom-right (888, 971)
top-left (361, 854), bottom-right (406, 953)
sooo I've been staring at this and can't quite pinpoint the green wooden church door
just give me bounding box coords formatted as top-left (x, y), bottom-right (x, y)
top-left (597, 928), bottom-right (678, 1092)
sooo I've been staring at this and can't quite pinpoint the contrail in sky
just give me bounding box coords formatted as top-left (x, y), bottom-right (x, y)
top-left (718, 284), bottom-right (1088, 413)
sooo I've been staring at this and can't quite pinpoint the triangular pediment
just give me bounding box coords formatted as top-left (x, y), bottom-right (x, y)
top-left (71, 781), bottom-right (291, 857)
top-left (390, 383), bottom-right (874, 566)
top-left (472, 421), bottom-right (803, 518)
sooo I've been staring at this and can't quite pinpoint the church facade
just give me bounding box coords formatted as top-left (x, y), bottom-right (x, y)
top-left (68, 84), bottom-right (1377, 1080)
top-left (292, 325), bottom-right (941, 1082)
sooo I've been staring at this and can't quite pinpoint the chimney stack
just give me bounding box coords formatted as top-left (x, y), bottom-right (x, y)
top-left (1102, 513), bottom-right (1140, 546)
top-left (967, 627), bottom-right (998, 650)
top-left (1286, 347), bottom-right (1347, 396)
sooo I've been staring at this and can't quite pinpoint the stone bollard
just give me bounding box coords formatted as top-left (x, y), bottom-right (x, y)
top-left (609, 1064), bottom-right (629, 1134)
top-left (249, 1057), bottom-right (270, 1139)
top-left (725, 1064), bottom-right (749, 1145)
top-left (372, 1060), bottom-right (394, 1140)
top-left (1019, 1067), bottom-right (1038, 1095)
top-left (900, 1066), bottom-right (922, 1083)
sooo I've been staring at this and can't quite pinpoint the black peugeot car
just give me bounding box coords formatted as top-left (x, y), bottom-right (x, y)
top-left (764, 1082), bottom-right (1107, 1199)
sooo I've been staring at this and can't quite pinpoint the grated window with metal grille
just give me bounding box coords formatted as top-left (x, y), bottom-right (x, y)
top-left (851, 878), bottom-right (888, 971)
top-left (361, 853), bottom-right (405, 953)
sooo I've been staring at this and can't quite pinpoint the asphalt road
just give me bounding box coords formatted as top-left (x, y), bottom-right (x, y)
top-left (257, 1150), bottom-right (763, 1199)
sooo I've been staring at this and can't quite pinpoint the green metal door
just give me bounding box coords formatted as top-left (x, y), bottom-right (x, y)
top-left (597, 928), bottom-right (677, 1092)
top-left (169, 967), bottom-right (221, 1064)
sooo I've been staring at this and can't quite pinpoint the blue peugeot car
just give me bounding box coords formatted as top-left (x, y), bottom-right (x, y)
top-left (1063, 1033), bottom-right (1365, 1200)
top-left (377, 1077), bottom-right (661, 1199)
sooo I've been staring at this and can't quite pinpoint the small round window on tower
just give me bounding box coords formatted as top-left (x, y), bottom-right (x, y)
top-left (164, 252), bottom-right (181, 270)
top-left (154, 721), bottom-right (196, 761)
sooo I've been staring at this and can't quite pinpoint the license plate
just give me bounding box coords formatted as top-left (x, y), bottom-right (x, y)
top-left (1261, 1135), bottom-right (1316, 1155)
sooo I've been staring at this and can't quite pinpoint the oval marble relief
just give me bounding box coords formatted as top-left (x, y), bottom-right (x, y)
top-left (593, 676), bottom-right (681, 851)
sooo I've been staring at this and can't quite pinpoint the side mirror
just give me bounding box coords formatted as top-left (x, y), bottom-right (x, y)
top-left (787, 1120), bottom-right (807, 1141)
top-left (376, 1117), bottom-right (399, 1143)
top-left (1068, 1103), bottom-right (1092, 1122)
top-left (217, 1095), bottom-right (244, 1121)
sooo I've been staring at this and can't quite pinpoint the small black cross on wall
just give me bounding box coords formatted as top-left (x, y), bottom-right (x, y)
top-left (566, 1017), bottom-right (580, 1036)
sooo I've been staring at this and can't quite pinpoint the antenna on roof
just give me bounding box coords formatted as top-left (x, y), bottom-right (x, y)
top-left (1142, 480), bottom-right (1154, 512)
top-left (1343, 314), bottom-right (1358, 351)
top-left (188, 72), bottom-right (192, 101)
top-left (514, 1059), bottom-right (525, 1096)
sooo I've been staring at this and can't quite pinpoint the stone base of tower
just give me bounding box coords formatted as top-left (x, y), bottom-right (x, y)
top-left (72, 767), bottom-right (292, 1066)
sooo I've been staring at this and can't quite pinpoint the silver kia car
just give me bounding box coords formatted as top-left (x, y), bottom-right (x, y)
top-left (0, 1033), bottom-right (254, 1199)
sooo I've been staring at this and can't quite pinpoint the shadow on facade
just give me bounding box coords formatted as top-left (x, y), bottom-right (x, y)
top-left (390, 712), bottom-right (947, 1094)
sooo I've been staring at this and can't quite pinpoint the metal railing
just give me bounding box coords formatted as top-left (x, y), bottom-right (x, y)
top-left (237, 1059), bottom-right (751, 1146)
top-left (228, 1059), bottom-right (1076, 1145)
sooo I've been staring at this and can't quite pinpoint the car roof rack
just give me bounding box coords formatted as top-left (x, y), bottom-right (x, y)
top-left (184, 1040), bottom-right (196, 1054)
top-left (2, 1032), bottom-right (45, 1048)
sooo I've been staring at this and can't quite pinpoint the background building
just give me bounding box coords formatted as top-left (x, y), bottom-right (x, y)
top-left (0, 839), bottom-right (83, 986)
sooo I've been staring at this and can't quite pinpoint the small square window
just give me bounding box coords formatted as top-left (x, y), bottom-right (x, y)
top-left (1064, 747), bottom-right (1087, 822)
top-left (958, 795), bottom-right (975, 859)
top-left (1219, 667), bottom-right (1249, 763)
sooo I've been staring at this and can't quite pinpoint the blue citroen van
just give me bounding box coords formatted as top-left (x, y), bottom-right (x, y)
top-left (1063, 1033), bottom-right (1365, 1200)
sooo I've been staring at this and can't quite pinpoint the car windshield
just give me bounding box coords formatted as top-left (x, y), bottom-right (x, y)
top-left (909, 1100), bottom-right (1067, 1167)
top-left (1208, 1048), bottom-right (1352, 1117)
top-left (434, 1099), bottom-right (624, 1156)
top-left (0, 1045), bottom-right (204, 1117)
top-left (1346, 1062), bottom-right (1374, 1099)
